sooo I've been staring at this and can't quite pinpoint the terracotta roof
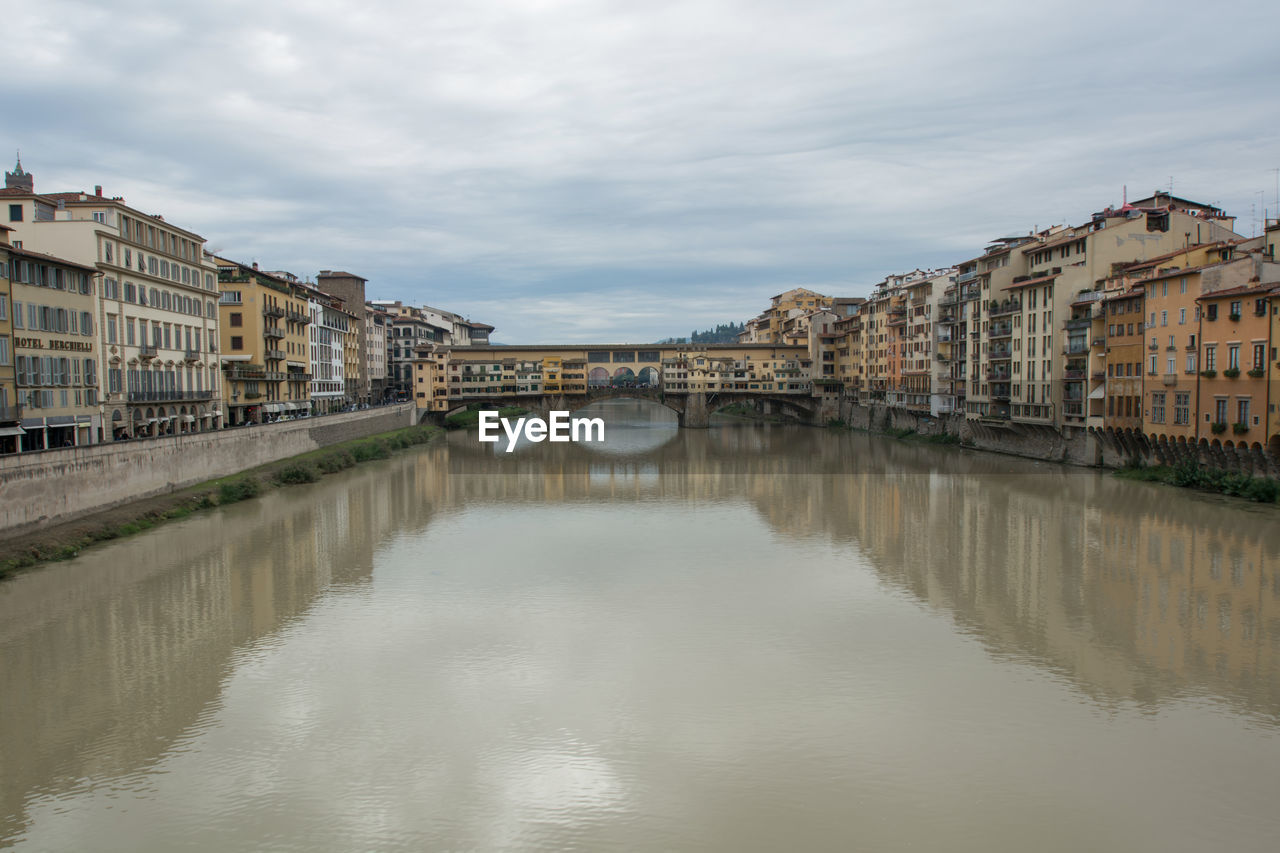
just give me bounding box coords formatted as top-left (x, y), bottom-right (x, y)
top-left (1103, 289), bottom-right (1143, 303)
top-left (1007, 273), bottom-right (1058, 290)
top-left (6, 244), bottom-right (99, 272)
top-left (1195, 285), bottom-right (1268, 301)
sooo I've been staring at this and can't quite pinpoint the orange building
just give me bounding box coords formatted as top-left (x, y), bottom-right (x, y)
top-left (1102, 290), bottom-right (1145, 431)
top-left (1195, 285), bottom-right (1271, 446)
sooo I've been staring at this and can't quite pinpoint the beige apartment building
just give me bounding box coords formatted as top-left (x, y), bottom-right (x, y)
top-left (366, 305), bottom-right (390, 402)
top-left (2, 162), bottom-right (223, 440)
top-left (215, 259), bottom-right (313, 425)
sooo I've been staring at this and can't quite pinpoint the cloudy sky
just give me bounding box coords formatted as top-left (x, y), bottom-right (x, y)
top-left (6, 0), bottom-right (1278, 342)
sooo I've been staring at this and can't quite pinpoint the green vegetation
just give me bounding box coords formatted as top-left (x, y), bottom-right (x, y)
top-left (444, 406), bottom-right (529, 430)
top-left (219, 476), bottom-right (262, 502)
top-left (0, 422), bottom-right (445, 578)
top-left (1116, 459), bottom-right (1279, 504)
top-left (657, 322), bottom-right (746, 344)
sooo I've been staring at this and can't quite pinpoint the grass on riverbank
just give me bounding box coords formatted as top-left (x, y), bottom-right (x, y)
top-left (1115, 460), bottom-right (1279, 504)
top-left (0, 423), bottom-right (445, 579)
top-left (444, 406), bottom-right (529, 430)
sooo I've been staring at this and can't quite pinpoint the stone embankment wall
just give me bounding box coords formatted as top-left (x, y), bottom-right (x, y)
top-left (0, 405), bottom-right (415, 537)
top-left (836, 400), bottom-right (1280, 477)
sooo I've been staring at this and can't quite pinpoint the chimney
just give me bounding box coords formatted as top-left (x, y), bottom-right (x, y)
top-left (95, 185), bottom-right (103, 196)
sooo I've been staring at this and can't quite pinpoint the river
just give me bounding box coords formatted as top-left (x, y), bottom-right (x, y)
top-left (2, 401), bottom-right (1278, 851)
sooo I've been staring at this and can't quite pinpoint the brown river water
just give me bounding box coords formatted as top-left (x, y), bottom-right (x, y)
top-left (2, 400), bottom-right (1278, 851)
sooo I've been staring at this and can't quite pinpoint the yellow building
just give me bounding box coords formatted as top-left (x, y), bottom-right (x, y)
top-left (6, 245), bottom-right (102, 448)
top-left (214, 258), bottom-right (312, 425)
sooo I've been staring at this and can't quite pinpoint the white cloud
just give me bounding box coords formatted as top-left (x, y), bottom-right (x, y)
top-left (5, 0), bottom-right (1278, 341)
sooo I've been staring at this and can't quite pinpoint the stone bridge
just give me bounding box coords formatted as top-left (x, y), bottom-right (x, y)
top-left (436, 387), bottom-right (821, 428)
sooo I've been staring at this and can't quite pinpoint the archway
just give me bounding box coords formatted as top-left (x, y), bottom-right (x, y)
top-left (588, 367), bottom-right (609, 387)
top-left (611, 367), bottom-right (635, 387)
top-left (637, 366), bottom-right (659, 387)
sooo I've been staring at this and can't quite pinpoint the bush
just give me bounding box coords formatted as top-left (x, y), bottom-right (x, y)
top-left (274, 463), bottom-right (319, 485)
top-left (316, 450), bottom-right (356, 473)
top-left (350, 440), bottom-right (390, 462)
top-left (1223, 367), bottom-right (1240, 379)
top-left (1199, 369), bottom-right (1217, 378)
top-left (1210, 421), bottom-right (1227, 435)
top-left (218, 477), bottom-right (261, 504)
top-left (1248, 368), bottom-right (1265, 378)
top-left (827, 418), bottom-right (847, 429)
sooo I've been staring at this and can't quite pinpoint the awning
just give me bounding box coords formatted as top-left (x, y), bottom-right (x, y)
top-left (183, 415), bottom-right (195, 423)
top-left (0, 425), bottom-right (26, 437)
top-left (265, 403), bottom-right (283, 413)
top-left (221, 355), bottom-right (252, 363)
top-left (147, 417), bottom-right (159, 424)
top-left (202, 412), bottom-right (214, 419)
top-left (1088, 385), bottom-right (1106, 400)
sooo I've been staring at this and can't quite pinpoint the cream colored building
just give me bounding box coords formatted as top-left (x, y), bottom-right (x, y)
top-left (2, 166), bottom-right (223, 440)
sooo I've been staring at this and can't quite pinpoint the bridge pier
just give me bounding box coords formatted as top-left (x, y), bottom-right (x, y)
top-left (679, 392), bottom-right (709, 429)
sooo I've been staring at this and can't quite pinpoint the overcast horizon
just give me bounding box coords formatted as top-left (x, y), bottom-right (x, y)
top-left (6, 0), bottom-right (1279, 343)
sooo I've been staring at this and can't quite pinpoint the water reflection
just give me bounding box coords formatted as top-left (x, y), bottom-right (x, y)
top-left (1, 410), bottom-right (1278, 850)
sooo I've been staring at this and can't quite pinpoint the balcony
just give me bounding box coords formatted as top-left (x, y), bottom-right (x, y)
top-left (989, 300), bottom-right (1021, 317)
top-left (1064, 369), bottom-right (1086, 380)
top-left (264, 306), bottom-right (285, 319)
top-left (286, 309), bottom-right (311, 324)
top-left (226, 365), bottom-right (266, 380)
top-left (1063, 344), bottom-right (1089, 355)
top-left (139, 344), bottom-right (159, 359)
top-left (986, 371), bottom-right (1010, 381)
top-left (183, 349), bottom-right (201, 362)
top-left (989, 323), bottom-right (1013, 339)
top-left (127, 390), bottom-right (215, 403)
top-left (1064, 317), bottom-right (1093, 331)
top-left (265, 349), bottom-right (286, 361)
top-left (1092, 337), bottom-right (1105, 347)
top-left (264, 327), bottom-right (285, 340)
top-left (988, 349), bottom-right (1013, 361)
top-left (1163, 373), bottom-right (1178, 387)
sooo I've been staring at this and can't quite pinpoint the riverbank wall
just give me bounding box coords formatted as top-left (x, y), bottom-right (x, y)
top-left (836, 400), bottom-right (1280, 478)
top-left (0, 405), bottom-right (416, 537)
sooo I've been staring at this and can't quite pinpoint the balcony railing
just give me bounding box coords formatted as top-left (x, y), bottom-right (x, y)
top-left (1163, 373), bottom-right (1178, 387)
top-left (127, 390), bottom-right (215, 403)
top-left (989, 300), bottom-right (1021, 317)
top-left (1064, 317), bottom-right (1093, 330)
top-left (183, 349), bottom-right (200, 362)
top-left (1063, 344), bottom-right (1089, 355)
top-left (139, 344), bottom-right (158, 358)
top-left (265, 349), bottom-right (286, 361)
top-left (264, 327), bottom-right (285, 339)
top-left (989, 323), bottom-right (1013, 338)
top-left (264, 306), bottom-right (285, 318)
top-left (286, 309), bottom-right (311, 324)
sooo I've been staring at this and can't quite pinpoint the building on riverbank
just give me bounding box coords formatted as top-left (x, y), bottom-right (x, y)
top-left (0, 226), bottom-right (20, 451)
top-left (4, 243), bottom-right (101, 449)
top-left (214, 259), bottom-right (314, 425)
top-left (315, 271), bottom-right (369, 405)
top-left (309, 290), bottom-right (356, 414)
top-left (1, 161), bottom-right (223, 441)
top-left (366, 305), bottom-right (390, 403)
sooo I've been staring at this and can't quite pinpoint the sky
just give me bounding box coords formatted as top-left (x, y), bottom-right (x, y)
top-left (5, 0), bottom-right (1279, 343)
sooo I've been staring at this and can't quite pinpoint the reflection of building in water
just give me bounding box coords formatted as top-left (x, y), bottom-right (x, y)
top-left (0, 460), bottom-right (434, 844)
top-left (434, 427), bottom-right (1280, 718)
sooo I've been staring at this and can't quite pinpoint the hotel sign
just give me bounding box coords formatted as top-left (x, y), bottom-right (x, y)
top-left (14, 337), bottom-right (94, 352)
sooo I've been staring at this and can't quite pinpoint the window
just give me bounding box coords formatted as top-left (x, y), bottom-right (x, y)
top-left (1186, 353), bottom-right (1196, 373)
top-left (1151, 392), bottom-right (1166, 424)
top-left (1229, 300), bottom-right (1241, 317)
top-left (1205, 346), bottom-right (1216, 371)
top-left (1179, 307), bottom-right (1185, 324)
top-left (1160, 310), bottom-right (1167, 326)
top-left (107, 315), bottom-right (118, 344)
top-left (1215, 399), bottom-right (1227, 424)
top-left (1174, 392), bottom-right (1190, 424)
top-left (231, 336), bottom-right (243, 351)
top-left (1253, 344), bottom-right (1265, 371)
top-left (1228, 344), bottom-right (1239, 370)
top-left (0, 337), bottom-right (9, 366)
top-left (1206, 304), bottom-right (1218, 320)
top-left (1149, 355), bottom-right (1157, 375)
top-left (1237, 399), bottom-right (1250, 426)
top-left (8, 204), bottom-right (22, 222)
